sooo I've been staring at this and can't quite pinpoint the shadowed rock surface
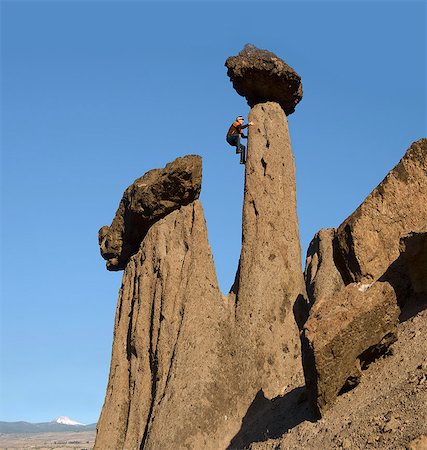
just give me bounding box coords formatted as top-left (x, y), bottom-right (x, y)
top-left (225, 44), bottom-right (303, 115)
top-left (250, 309), bottom-right (426, 450)
top-left (400, 231), bottom-right (427, 294)
top-left (302, 281), bottom-right (399, 416)
top-left (98, 155), bottom-right (202, 270)
top-left (300, 138), bottom-right (427, 417)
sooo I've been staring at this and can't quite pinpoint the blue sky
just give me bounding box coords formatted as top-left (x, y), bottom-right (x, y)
top-left (1, 1), bottom-right (425, 424)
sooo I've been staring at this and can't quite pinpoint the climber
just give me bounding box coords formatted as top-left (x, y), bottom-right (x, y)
top-left (226, 116), bottom-right (254, 164)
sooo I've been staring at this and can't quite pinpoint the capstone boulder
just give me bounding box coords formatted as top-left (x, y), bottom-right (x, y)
top-left (98, 155), bottom-right (202, 270)
top-left (225, 44), bottom-right (303, 115)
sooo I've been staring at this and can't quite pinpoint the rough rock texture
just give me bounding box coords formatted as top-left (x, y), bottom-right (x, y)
top-left (400, 231), bottom-right (427, 294)
top-left (304, 228), bottom-right (345, 307)
top-left (95, 201), bottom-right (234, 450)
top-left (233, 101), bottom-right (306, 400)
top-left (250, 310), bottom-right (427, 450)
top-left (334, 138), bottom-right (427, 285)
top-left (95, 100), bottom-right (308, 449)
top-left (302, 281), bottom-right (400, 416)
top-left (225, 44), bottom-right (303, 115)
top-left (407, 435), bottom-right (427, 450)
top-left (98, 155), bottom-right (202, 270)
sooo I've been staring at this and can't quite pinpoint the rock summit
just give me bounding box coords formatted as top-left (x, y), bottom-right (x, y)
top-left (98, 155), bottom-right (202, 270)
top-left (225, 44), bottom-right (303, 115)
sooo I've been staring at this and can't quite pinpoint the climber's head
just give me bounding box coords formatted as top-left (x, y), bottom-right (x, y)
top-left (236, 116), bottom-right (244, 123)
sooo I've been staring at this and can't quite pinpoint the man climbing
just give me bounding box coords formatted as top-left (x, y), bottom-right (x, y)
top-left (226, 116), bottom-right (254, 164)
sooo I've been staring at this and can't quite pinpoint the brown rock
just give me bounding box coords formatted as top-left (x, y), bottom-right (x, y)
top-left (233, 101), bottom-right (306, 398)
top-left (334, 138), bottom-right (427, 285)
top-left (407, 435), bottom-right (427, 450)
top-left (305, 228), bottom-right (345, 307)
top-left (98, 155), bottom-right (202, 270)
top-left (225, 44), bottom-right (303, 115)
top-left (95, 101), bottom-right (308, 448)
top-left (95, 201), bottom-right (233, 450)
top-left (302, 281), bottom-right (400, 415)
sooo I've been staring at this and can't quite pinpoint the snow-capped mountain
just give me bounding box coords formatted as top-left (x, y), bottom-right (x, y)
top-left (55, 416), bottom-right (86, 426)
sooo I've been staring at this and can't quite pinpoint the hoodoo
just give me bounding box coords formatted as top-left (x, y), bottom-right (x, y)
top-left (95, 44), bottom-right (307, 449)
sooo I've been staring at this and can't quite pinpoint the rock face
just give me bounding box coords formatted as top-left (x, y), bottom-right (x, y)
top-left (304, 228), bottom-right (345, 307)
top-left (95, 46), bottom-right (427, 449)
top-left (334, 138), bottom-right (427, 285)
top-left (233, 101), bottom-right (306, 399)
top-left (302, 281), bottom-right (400, 416)
top-left (301, 138), bottom-right (427, 415)
top-left (225, 44), bottom-right (303, 115)
top-left (95, 100), bottom-right (307, 448)
top-left (98, 155), bottom-right (202, 270)
top-left (95, 200), bottom-right (234, 450)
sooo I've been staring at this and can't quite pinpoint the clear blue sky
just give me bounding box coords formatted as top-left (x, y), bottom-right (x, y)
top-left (1, 1), bottom-right (425, 424)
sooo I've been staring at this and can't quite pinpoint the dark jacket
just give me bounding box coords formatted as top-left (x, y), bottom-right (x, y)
top-left (226, 121), bottom-right (249, 138)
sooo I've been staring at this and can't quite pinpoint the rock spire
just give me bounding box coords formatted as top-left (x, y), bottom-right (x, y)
top-left (95, 44), bottom-right (308, 448)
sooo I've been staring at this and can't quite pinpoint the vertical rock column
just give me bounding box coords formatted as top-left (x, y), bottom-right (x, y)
top-left (234, 101), bottom-right (306, 398)
top-left (95, 157), bottom-right (235, 450)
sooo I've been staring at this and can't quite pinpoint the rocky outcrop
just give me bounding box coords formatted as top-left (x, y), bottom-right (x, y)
top-left (233, 101), bottom-right (306, 399)
top-left (92, 45), bottom-right (427, 449)
top-left (333, 138), bottom-right (427, 285)
top-left (302, 281), bottom-right (400, 416)
top-left (95, 200), bottom-right (235, 450)
top-left (301, 138), bottom-right (427, 416)
top-left (225, 44), bottom-right (303, 115)
top-left (95, 97), bottom-right (308, 447)
top-left (98, 155), bottom-right (202, 270)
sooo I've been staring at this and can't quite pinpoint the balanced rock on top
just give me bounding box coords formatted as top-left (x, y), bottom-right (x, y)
top-left (98, 155), bottom-right (202, 270)
top-left (225, 44), bottom-right (303, 115)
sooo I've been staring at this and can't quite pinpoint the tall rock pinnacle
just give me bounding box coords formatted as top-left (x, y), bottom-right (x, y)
top-left (95, 199), bottom-right (231, 449)
top-left (234, 102), bottom-right (306, 398)
top-left (95, 46), bottom-right (307, 449)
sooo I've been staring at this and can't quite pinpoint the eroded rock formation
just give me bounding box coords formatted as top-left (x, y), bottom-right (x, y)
top-left (95, 44), bottom-right (426, 449)
top-left (302, 281), bottom-right (399, 416)
top-left (304, 228), bottom-right (344, 307)
top-left (95, 200), bottom-right (234, 449)
top-left (233, 101), bottom-right (306, 398)
top-left (98, 155), bottom-right (202, 270)
top-left (95, 45), bottom-right (307, 449)
top-left (225, 44), bottom-right (303, 115)
top-left (302, 138), bottom-right (427, 414)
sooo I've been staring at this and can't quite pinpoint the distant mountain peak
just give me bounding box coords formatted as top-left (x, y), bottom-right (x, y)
top-left (55, 416), bottom-right (85, 426)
